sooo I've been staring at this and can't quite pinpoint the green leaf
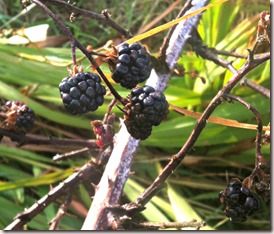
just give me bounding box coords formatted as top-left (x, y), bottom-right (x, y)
top-left (167, 183), bottom-right (214, 230)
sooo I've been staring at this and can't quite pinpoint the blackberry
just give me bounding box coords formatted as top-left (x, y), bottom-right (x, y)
top-left (124, 85), bottom-right (169, 140)
top-left (1, 101), bottom-right (35, 131)
top-left (111, 42), bottom-right (152, 89)
top-left (59, 72), bottom-right (106, 115)
top-left (219, 178), bottom-right (260, 222)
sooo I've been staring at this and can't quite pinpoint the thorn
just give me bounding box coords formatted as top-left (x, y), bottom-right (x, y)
top-left (107, 176), bottom-right (115, 186)
top-left (129, 171), bottom-right (135, 176)
top-left (91, 183), bottom-right (99, 191)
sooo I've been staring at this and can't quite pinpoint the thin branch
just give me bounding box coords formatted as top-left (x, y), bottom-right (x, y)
top-left (38, 0), bottom-right (132, 38)
top-left (223, 94), bottom-right (263, 168)
top-left (132, 51), bottom-right (270, 209)
top-left (126, 220), bottom-right (206, 230)
top-left (4, 160), bottom-right (104, 230)
top-left (49, 195), bottom-right (72, 230)
top-left (52, 147), bottom-right (91, 162)
top-left (240, 78), bottom-right (270, 99)
top-left (0, 127), bottom-right (97, 149)
top-left (188, 29), bottom-right (270, 99)
top-left (31, 0), bottom-right (126, 105)
top-left (214, 49), bottom-right (247, 59)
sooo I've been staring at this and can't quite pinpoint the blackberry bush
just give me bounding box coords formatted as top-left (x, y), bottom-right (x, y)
top-left (59, 72), bottom-right (106, 115)
top-left (219, 178), bottom-right (260, 222)
top-left (124, 85), bottom-right (169, 140)
top-left (110, 42), bottom-right (152, 89)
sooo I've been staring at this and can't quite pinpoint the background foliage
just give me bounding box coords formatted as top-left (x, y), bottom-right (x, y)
top-left (0, 0), bottom-right (270, 230)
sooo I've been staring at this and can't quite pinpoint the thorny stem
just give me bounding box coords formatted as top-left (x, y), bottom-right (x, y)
top-left (133, 51), bottom-right (270, 208)
top-left (31, 0), bottom-right (126, 105)
top-left (81, 1), bottom-right (216, 230)
top-left (159, 0), bottom-right (193, 59)
top-left (4, 160), bottom-right (105, 230)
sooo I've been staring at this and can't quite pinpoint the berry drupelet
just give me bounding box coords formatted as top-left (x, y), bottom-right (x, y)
top-left (110, 42), bottom-right (152, 89)
top-left (124, 85), bottom-right (169, 140)
top-left (219, 178), bottom-right (260, 222)
top-left (59, 72), bottom-right (106, 115)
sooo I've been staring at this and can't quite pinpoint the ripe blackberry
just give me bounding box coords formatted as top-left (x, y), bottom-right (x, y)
top-left (2, 101), bottom-right (35, 131)
top-left (59, 72), bottom-right (106, 115)
top-left (219, 178), bottom-right (260, 222)
top-left (110, 42), bottom-right (152, 89)
top-left (124, 85), bottom-right (169, 140)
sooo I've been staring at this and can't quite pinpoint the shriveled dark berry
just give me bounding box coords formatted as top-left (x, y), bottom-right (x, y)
top-left (254, 180), bottom-right (270, 204)
top-left (124, 85), bottom-right (169, 140)
top-left (219, 178), bottom-right (260, 222)
top-left (1, 101), bottom-right (35, 132)
top-left (111, 42), bottom-right (152, 89)
top-left (59, 72), bottom-right (106, 115)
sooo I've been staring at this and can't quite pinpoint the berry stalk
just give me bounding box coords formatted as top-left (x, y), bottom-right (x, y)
top-left (31, 0), bottom-right (126, 105)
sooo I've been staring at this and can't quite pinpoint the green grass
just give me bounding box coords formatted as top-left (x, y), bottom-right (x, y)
top-left (0, 0), bottom-right (270, 231)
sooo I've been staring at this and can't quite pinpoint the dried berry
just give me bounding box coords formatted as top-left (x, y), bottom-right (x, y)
top-left (219, 178), bottom-right (260, 222)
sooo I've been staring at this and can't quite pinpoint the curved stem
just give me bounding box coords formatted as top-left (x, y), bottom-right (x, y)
top-left (223, 94), bottom-right (263, 168)
top-left (134, 51), bottom-right (270, 207)
top-left (31, 0), bottom-right (126, 105)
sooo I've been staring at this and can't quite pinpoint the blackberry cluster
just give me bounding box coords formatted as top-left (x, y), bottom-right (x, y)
top-left (59, 72), bottom-right (106, 115)
top-left (2, 101), bottom-right (35, 131)
top-left (219, 178), bottom-right (260, 222)
top-left (111, 43), bottom-right (152, 89)
top-left (124, 85), bottom-right (169, 140)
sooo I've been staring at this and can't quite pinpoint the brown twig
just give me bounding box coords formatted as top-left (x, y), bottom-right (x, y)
top-left (0, 127), bottom-right (97, 148)
top-left (4, 159), bottom-right (104, 230)
top-left (31, 0), bottom-right (126, 105)
top-left (52, 147), bottom-right (91, 162)
top-left (188, 29), bottom-right (270, 99)
top-left (125, 220), bottom-right (206, 230)
top-left (0, 127), bottom-right (92, 148)
top-left (223, 94), bottom-right (264, 168)
top-left (49, 194), bottom-right (72, 230)
top-left (132, 51), bottom-right (270, 209)
top-left (37, 0), bottom-right (132, 38)
top-left (214, 49), bottom-right (247, 59)
top-left (240, 78), bottom-right (270, 99)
